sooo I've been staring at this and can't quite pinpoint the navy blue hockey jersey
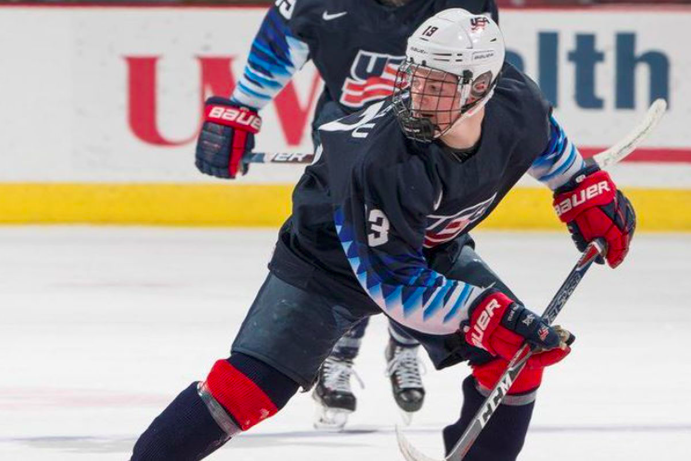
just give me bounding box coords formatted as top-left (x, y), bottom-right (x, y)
top-left (269, 63), bottom-right (587, 336)
top-left (232, 0), bottom-right (498, 115)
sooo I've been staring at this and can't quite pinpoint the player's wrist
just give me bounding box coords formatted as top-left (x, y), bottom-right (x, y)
top-left (554, 164), bottom-right (602, 195)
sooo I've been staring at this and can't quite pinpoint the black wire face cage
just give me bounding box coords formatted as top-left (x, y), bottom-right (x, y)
top-left (392, 60), bottom-right (497, 143)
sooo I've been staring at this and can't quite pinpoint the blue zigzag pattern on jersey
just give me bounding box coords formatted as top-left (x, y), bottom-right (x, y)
top-left (529, 115), bottom-right (586, 189)
top-left (334, 207), bottom-right (475, 326)
top-left (232, 8), bottom-right (310, 110)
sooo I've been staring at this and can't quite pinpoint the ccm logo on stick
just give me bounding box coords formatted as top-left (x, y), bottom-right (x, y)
top-left (554, 181), bottom-right (611, 216)
top-left (470, 299), bottom-right (502, 348)
top-left (207, 106), bottom-right (262, 132)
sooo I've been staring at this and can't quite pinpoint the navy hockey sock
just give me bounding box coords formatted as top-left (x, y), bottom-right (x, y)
top-left (388, 322), bottom-right (419, 347)
top-left (442, 376), bottom-right (535, 461)
top-left (131, 353), bottom-right (299, 461)
top-left (331, 317), bottom-right (370, 361)
top-left (131, 382), bottom-right (227, 461)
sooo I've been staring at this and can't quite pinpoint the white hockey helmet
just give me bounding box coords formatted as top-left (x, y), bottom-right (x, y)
top-left (392, 8), bottom-right (505, 142)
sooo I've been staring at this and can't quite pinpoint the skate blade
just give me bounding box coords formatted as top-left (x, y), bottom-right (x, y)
top-left (313, 406), bottom-right (352, 431)
top-left (399, 410), bottom-right (414, 426)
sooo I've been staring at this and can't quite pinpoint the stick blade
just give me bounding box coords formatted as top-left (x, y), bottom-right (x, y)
top-left (594, 98), bottom-right (667, 169)
top-left (395, 425), bottom-right (443, 461)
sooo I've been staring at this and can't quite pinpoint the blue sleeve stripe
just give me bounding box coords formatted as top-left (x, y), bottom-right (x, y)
top-left (237, 82), bottom-right (272, 101)
top-left (247, 55), bottom-right (292, 78)
top-left (266, 8), bottom-right (293, 44)
top-left (244, 68), bottom-right (284, 90)
top-left (256, 26), bottom-right (290, 60)
top-left (443, 284), bottom-right (472, 324)
top-left (334, 207), bottom-right (479, 335)
top-left (403, 287), bottom-right (426, 317)
top-left (252, 40), bottom-right (293, 69)
top-left (423, 282), bottom-right (454, 320)
top-left (529, 116), bottom-right (586, 189)
top-left (531, 121), bottom-right (566, 169)
top-left (534, 138), bottom-right (573, 178)
top-left (538, 144), bottom-right (577, 182)
top-left (385, 285), bottom-right (403, 306)
top-left (230, 7), bottom-right (309, 110)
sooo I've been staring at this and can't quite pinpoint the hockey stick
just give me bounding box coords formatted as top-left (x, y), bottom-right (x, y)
top-left (396, 238), bottom-right (607, 461)
top-left (591, 98), bottom-right (667, 168)
top-left (244, 151), bottom-right (316, 165)
top-left (244, 99), bottom-right (666, 166)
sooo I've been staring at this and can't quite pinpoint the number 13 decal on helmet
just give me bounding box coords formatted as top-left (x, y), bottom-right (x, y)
top-left (422, 26), bottom-right (438, 37)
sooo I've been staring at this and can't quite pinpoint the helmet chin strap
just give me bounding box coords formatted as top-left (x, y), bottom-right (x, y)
top-left (459, 88), bottom-right (495, 120)
top-left (433, 84), bottom-right (493, 140)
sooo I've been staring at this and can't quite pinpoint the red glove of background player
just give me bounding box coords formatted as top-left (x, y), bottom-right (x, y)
top-left (463, 289), bottom-right (573, 369)
top-left (553, 165), bottom-right (636, 268)
top-left (195, 97), bottom-right (262, 179)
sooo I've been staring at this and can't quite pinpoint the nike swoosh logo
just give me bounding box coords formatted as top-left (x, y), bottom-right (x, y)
top-left (322, 11), bottom-right (347, 21)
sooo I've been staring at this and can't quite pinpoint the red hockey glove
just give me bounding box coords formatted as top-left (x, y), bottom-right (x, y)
top-left (553, 166), bottom-right (636, 268)
top-left (195, 97), bottom-right (262, 179)
top-left (463, 290), bottom-right (573, 369)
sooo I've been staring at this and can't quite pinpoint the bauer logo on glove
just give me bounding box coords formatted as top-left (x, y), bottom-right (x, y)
top-left (553, 178), bottom-right (613, 217)
top-left (206, 105), bottom-right (262, 132)
top-left (553, 165), bottom-right (636, 268)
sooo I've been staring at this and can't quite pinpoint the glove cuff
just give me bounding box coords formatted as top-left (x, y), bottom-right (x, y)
top-left (554, 164), bottom-right (601, 195)
top-left (205, 96), bottom-right (258, 112)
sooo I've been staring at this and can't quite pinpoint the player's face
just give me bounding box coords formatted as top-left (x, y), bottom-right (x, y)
top-left (409, 68), bottom-right (462, 133)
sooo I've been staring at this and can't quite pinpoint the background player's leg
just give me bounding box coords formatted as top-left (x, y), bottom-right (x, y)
top-left (330, 317), bottom-right (369, 361)
top-left (312, 317), bottom-right (369, 429)
top-left (386, 321), bottom-right (426, 417)
top-left (131, 353), bottom-right (299, 461)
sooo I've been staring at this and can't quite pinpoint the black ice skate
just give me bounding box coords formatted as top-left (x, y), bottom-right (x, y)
top-left (312, 357), bottom-right (363, 430)
top-left (385, 339), bottom-right (426, 425)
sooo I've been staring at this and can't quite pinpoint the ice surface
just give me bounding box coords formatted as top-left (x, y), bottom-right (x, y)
top-left (1, 227), bottom-right (689, 460)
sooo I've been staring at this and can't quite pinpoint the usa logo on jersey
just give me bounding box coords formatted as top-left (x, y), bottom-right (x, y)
top-left (340, 50), bottom-right (404, 109)
top-left (424, 194), bottom-right (497, 248)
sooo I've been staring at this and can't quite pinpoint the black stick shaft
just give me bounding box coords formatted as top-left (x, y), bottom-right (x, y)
top-left (244, 152), bottom-right (315, 164)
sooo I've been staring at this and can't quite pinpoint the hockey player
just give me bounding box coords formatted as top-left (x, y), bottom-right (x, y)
top-left (195, 0), bottom-right (500, 427)
top-left (134, 8), bottom-right (636, 461)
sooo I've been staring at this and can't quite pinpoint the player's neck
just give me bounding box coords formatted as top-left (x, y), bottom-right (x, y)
top-left (439, 108), bottom-right (485, 151)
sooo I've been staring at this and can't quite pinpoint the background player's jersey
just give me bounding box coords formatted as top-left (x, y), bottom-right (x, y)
top-left (269, 64), bottom-right (585, 336)
top-left (232, 0), bottom-right (498, 119)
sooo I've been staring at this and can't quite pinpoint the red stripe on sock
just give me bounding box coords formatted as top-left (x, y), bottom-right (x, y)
top-left (205, 360), bottom-right (278, 431)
